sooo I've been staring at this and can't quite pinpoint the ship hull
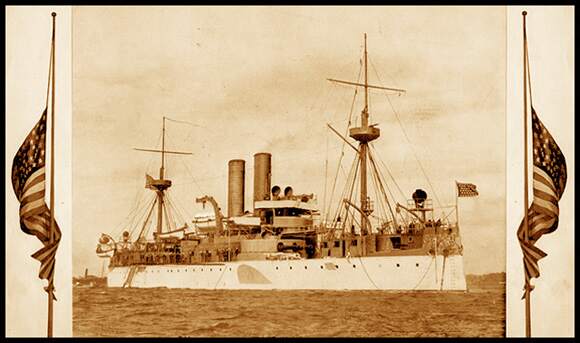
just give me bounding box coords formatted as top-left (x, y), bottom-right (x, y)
top-left (107, 254), bottom-right (467, 291)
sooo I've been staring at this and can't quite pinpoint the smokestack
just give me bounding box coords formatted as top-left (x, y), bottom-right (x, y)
top-left (228, 159), bottom-right (245, 217)
top-left (253, 152), bottom-right (272, 207)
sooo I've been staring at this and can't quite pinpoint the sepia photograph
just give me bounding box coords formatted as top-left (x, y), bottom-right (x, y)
top-left (71, 6), bottom-right (505, 337)
top-left (4, 5), bottom-right (573, 338)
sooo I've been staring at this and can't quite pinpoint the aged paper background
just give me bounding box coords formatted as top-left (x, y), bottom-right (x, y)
top-left (4, 5), bottom-right (573, 337)
top-left (5, 6), bottom-right (73, 337)
top-left (506, 6), bottom-right (574, 337)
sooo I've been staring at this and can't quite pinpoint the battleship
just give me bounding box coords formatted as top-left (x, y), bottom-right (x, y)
top-left (96, 34), bottom-right (467, 291)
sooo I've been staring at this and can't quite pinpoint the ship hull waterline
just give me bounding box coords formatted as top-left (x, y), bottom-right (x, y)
top-left (107, 254), bottom-right (467, 291)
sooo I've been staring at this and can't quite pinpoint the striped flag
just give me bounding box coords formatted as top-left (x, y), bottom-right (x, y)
top-left (456, 182), bottom-right (479, 197)
top-left (517, 107), bottom-right (567, 289)
top-left (11, 109), bottom-right (61, 298)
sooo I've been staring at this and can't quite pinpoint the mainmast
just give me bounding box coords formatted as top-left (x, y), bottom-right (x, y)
top-left (328, 33), bottom-right (405, 239)
top-left (357, 33), bottom-right (373, 236)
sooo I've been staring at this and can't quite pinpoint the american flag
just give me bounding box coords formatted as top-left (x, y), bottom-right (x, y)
top-left (11, 109), bottom-right (61, 297)
top-left (456, 182), bottom-right (479, 197)
top-left (517, 107), bottom-right (567, 288)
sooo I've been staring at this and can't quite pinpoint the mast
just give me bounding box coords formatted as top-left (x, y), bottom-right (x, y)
top-left (135, 116), bottom-right (192, 240)
top-left (157, 117), bottom-right (166, 237)
top-left (360, 34), bottom-right (369, 237)
top-left (327, 34), bottom-right (405, 248)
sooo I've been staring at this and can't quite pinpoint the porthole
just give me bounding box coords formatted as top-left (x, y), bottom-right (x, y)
top-left (320, 266), bottom-right (323, 269)
top-left (416, 263), bottom-right (419, 267)
top-left (229, 268), bottom-right (232, 271)
top-left (290, 266), bottom-right (293, 270)
top-left (276, 266), bottom-right (279, 270)
top-left (396, 263), bottom-right (400, 267)
top-left (304, 266), bottom-right (308, 270)
top-left (219, 268), bottom-right (222, 271)
top-left (353, 265), bottom-right (356, 268)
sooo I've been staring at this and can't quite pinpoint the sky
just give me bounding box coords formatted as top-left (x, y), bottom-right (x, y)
top-left (72, 6), bottom-right (506, 277)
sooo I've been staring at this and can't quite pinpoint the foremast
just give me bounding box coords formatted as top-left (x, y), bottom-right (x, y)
top-left (135, 116), bottom-right (192, 240)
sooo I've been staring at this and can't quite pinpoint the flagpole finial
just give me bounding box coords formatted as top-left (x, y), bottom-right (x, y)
top-left (52, 12), bottom-right (57, 17)
top-left (522, 11), bottom-right (527, 16)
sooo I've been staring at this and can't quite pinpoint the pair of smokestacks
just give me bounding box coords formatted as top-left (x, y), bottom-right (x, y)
top-left (227, 152), bottom-right (271, 217)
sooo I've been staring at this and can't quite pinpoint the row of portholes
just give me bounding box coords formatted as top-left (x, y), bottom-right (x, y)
top-left (269, 263), bottom-right (421, 270)
top-left (143, 267), bottom-right (234, 273)
top-left (140, 262), bottom-right (421, 273)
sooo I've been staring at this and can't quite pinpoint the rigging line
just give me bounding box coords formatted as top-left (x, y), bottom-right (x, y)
top-left (322, 127), bottom-right (330, 221)
top-left (367, 150), bottom-right (391, 220)
top-left (123, 130), bottom-right (164, 231)
top-left (131, 194), bottom-right (157, 237)
top-left (369, 58), bottom-right (443, 208)
top-left (369, 150), bottom-right (391, 225)
top-left (331, 152), bottom-right (359, 227)
top-left (328, 154), bottom-right (355, 235)
top-left (164, 133), bottom-right (204, 195)
top-left (370, 144), bottom-right (407, 201)
top-left (126, 191), bottom-right (157, 230)
top-left (368, 157), bottom-right (389, 226)
top-left (162, 198), bottom-right (174, 233)
top-left (412, 256), bottom-right (435, 291)
top-left (112, 190), bottom-right (156, 239)
top-left (167, 193), bottom-right (189, 229)
top-left (109, 193), bottom-right (147, 237)
top-left (133, 194), bottom-right (157, 240)
top-left (369, 145), bottom-right (409, 227)
top-left (340, 154), bottom-right (360, 233)
top-left (131, 194), bottom-right (160, 236)
top-left (138, 198), bottom-right (158, 241)
top-left (358, 257), bottom-right (380, 289)
top-left (167, 192), bottom-right (192, 227)
top-left (325, 63), bottom-right (363, 223)
top-left (368, 146), bottom-right (399, 226)
top-left (122, 129), bottom-right (163, 232)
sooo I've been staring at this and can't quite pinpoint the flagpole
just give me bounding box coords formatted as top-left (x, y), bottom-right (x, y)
top-left (522, 10), bottom-right (532, 338)
top-left (47, 11), bottom-right (57, 338)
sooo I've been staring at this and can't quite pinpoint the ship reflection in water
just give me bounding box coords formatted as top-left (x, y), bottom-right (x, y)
top-left (73, 273), bottom-right (504, 337)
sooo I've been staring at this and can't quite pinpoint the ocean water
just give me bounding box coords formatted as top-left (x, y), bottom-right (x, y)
top-left (73, 284), bottom-right (505, 337)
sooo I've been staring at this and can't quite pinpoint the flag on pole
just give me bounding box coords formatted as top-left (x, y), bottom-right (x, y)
top-left (456, 182), bottom-right (479, 197)
top-left (517, 107), bottom-right (567, 284)
top-left (11, 109), bottom-right (61, 298)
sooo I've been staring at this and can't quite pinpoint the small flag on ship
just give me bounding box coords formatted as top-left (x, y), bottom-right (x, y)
top-left (517, 107), bottom-right (567, 285)
top-left (11, 109), bottom-right (61, 298)
top-left (456, 182), bottom-right (479, 197)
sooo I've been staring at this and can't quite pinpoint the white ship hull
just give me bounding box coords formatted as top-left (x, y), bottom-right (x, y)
top-left (107, 254), bottom-right (467, 291)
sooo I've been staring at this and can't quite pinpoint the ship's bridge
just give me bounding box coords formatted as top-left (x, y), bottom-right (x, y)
top-left (255, 195), bottom-right (319, 229)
